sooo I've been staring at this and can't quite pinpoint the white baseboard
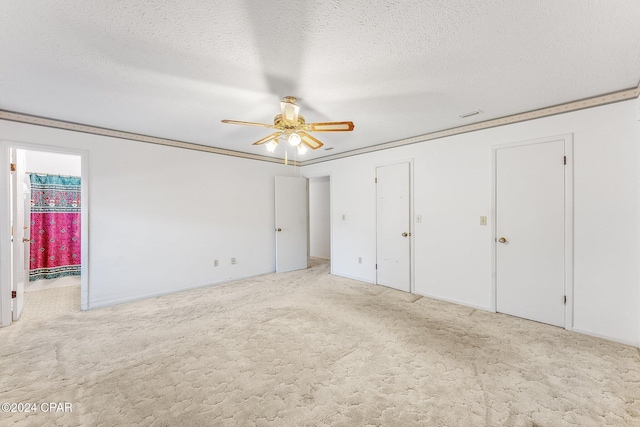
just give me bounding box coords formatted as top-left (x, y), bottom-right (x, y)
top-left (571, 327), bottom-right (639, 348)
top-left (330, 271), bottom-right (374, 284)
top-left (413, 290), bottom-right (493, 312)
top-left (87, 271), bottom-right (273, 310)
top-left (415, 293), bottom-right (638, 348)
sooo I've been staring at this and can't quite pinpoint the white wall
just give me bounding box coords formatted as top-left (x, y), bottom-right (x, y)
top-left (302, 99), bottom-right (640, 346)
top-left (309, 176), bottom-right (330, 259)
top-left (26, 150), bottom-right (81, 176)
top-left (0, 120), bottom-right (298, 310)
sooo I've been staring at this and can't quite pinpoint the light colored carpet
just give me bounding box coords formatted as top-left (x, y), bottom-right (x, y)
top-left (1, 259), bottom-right (639, 426)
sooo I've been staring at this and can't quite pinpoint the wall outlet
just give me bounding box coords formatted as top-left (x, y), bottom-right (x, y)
top-left (214, 259), bottom-right (219, 267)
top-left (231, 257), bottom-right (236, 265)
top-left (480, 216), bottom-right (487, 226)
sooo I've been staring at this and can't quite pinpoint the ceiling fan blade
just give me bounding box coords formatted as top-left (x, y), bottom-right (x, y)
top-left (252, 131), bottom-right (284, 145)
top-left (299, 132), bottom-right (324, 150)
top-left (221, 119), bottom-right (274, 128)
top-left (308, 121), bottom-right (355, 132)
top-left (280, 98), bottom-right (300, 124)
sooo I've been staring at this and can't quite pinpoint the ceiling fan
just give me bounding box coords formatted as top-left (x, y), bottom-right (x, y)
top-left (221, 96), bottom-right (354, 155)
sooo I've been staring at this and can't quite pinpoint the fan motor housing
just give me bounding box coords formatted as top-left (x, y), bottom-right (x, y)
top-left (274, 114), bottom-right (306, 129)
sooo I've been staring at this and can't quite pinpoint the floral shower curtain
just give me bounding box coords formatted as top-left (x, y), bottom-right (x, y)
top-left (29, 174), bottom-right (81, 281)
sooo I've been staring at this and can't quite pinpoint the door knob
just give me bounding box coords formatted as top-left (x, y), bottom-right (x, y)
top-left (22, 238), bottom-right (30, 243)
top-left (277, 228), bottom-right (282, 232)
top-left (402, 232), bottom-right (410, 237)
top-left (498, 237), bottom-right (507, 243)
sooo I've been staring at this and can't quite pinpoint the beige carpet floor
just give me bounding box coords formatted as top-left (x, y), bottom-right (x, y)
top-left (1, 259), bottom-right (639, 426)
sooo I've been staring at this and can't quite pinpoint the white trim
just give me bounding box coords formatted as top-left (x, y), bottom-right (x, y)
top-left (490, 134), bottom-right (574, 330)
top-left (0, 145), bottom-right (11, 326)
top-left (88, 272), bottom-right (271, 309)
top-left (80, 150), bottom-right (90, 310)
top-left (0, 141), bottom-right (89, 328)
top-left (490, 146), bottom-right (497, 313)
top-left (329, 271), bottom-right (375, 284)
top-left (409, 160), bottom-right (415, 294)
top-left (413, 290), bottom-right (493, 312)
top-left (571, 327), bottom-right (640, 348)
top-left (563, 135), bottom-right (574, 330)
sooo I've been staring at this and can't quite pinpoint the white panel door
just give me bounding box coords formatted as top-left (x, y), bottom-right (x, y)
top-left (496, 140), bottom-right (565, 327)
top-left (11, 148), bottom-right (28, 321)
top-left (275, 176), bottom-right (308, 273)
top-left (376, 162), bottom-right (411, 292)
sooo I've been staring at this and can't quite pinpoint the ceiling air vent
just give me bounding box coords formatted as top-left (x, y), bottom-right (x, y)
top-left (458, 110), bottom-right (483, 118)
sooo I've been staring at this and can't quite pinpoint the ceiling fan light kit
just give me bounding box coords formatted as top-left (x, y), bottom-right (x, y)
top-left (222, 96), bottom-right (354, 157)
top-left (288, 132), bottom-right (301, 146)
top-left (265, 139), bottom-right (278, 153)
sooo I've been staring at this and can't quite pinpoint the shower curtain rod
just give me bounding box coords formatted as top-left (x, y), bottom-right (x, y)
top-left (25, 172), bottom-right (80, 178)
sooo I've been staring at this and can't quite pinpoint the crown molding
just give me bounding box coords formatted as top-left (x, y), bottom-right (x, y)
top-left (1, 83), bottom-right (638, 168)
top-left (0, 110), bottom-right (300, 167)
top-left (301, 84), bottom-right (640, 166)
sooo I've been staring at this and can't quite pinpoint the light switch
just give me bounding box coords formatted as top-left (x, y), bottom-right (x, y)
top-left (342, 214), bottom-right (346, 221)
top-left (416, 215), bottom-right (422, 223)
top-left (480, 216), bottom-right (487, 226)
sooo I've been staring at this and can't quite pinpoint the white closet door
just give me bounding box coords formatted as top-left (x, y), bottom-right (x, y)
top-left (376, 162), bottom-right (411, 292)
top-left (275, 176), bottom-right (308, 273)
top-left (496, 140), bottom-right (565, 327)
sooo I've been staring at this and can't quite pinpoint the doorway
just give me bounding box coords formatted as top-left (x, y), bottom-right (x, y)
top-left (493, 134), bottom-right (573, 328)
top-left (308, 175), bottom-right (331, 266)
top-left (376, 161), bottom-right (412, 292)
top-left (2, 143), bottom-right (88, 327)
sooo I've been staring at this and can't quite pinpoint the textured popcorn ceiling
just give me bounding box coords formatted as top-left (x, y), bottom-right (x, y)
top-left (1, 0), bottom-right (639, 161)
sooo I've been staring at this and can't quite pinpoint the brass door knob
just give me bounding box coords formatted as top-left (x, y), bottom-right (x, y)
top-left (277, 228), bottom-right (282, 232)
top-left (498, 237), bottom-right (507, 243)
top-left (22, 238), bottom-right (30, 243)
top-left (402, 232), bottom-right (410, 237)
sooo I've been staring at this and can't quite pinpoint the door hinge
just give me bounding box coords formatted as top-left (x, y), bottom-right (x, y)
top-left (375, 264), bottom-right (377, 269)
top-left (11, 291), bottom-right (17, 299)
top-left (375, 177), bottom-right (377, 184)
top-left (10, 163), bottom-right (16, 172)
top-left (563, 156), bottom-right (566, 165)
top-left (564, 295), bottom-right (567, 304)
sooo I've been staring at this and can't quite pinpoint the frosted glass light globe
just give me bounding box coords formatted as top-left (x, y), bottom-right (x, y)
top-left (288, 133), bottom-right (301, 146)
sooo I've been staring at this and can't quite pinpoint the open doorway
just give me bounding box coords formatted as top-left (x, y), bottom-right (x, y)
top-left (308, 175), bottom-right (331, 269)
top-left (6, 147), bottom-right (85, 324)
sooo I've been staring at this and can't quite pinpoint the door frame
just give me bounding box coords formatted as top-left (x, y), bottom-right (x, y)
top-left (374, 158), bottom-right (414, 293)
top-left (0, 141), bottom-right (90, 327)
top-left (490, 133), bottom-right (573, 330)
top-left (305, 171), bottom-right (333, 272)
